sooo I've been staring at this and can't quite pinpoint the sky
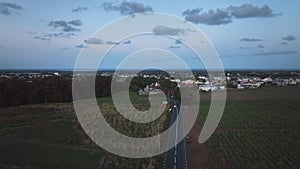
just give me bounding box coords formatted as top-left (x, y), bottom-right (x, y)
top-left (0, 0), bottom-right (299, 70)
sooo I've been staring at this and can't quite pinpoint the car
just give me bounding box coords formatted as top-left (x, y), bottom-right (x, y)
top-left (185, 135), bottom-right (191, 140)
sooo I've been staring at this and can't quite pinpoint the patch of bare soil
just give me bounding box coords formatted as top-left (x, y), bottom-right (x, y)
top-left (187, 122), bottom-right (210, 169)
top-left (183, 105), bottom-right (210, 169)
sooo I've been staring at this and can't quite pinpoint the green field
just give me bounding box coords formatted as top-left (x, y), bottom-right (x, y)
top-left (198, 86), bottom-right (300, 169)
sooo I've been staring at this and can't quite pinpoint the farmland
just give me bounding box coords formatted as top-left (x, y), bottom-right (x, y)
top-left (0, 93), bottom-right (169, 169)
top-left (1, 86), bottom-right (299, 169)
top-left (195, 86), bottom-right (300, 169)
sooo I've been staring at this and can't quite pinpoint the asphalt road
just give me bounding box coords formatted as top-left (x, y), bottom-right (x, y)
top-left (164, 98), bottom-right (188, 169)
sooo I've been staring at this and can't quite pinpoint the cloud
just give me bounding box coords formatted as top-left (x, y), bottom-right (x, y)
top-left (282, 35), bottom-right (296, 41)
top-left (123, 40), bottom-right (131, 44)
top-left (102, 1), bottom-right (153, 15)
top-left (240, 38), bottom-right (264, 42)
top-left (255, 50), bottom-right (298, 56)
top-left (182, 4), bottom-right (279, 25)
top-left (84, 38), bottom-right (105, 45)
top-left (175, 39), bottom-right (182, 44)
top-left (48, 19), bottom-right (82, 32)
top-left (153, 25), bottom-right (185, 36)
top-left (84, 38), bottom-right (120, 45)
top-left (28, 32), bottom-right (77, 42)
top-left (239, 44), bottom-right (264, 50)
top-left (106, 41), bottom-right (120, 45)
top-left (169, 45), bottom-right (181, 49)
top-left (257, 44), bottom-right (264, 48)
top-left (182, 8), bottom-right (232, 25)
top-left (71, 6), bottom-right (88, 12)
top-left (0, 2), bottom-right (22, 15)
top-left (0, 44), bottom-right (5, 48)
top-left (182, 8), bottom-right (202, 16)
top-left (76, 44), bottom-right (88, 48)
top-left (68, 19), bottom-right (83, 26)
top-left (46, 32), bottom-right (77, 38)
top-left (33, 36), bottom-right (51, 41)
top-left (228, 4), bottom-right (279, 18)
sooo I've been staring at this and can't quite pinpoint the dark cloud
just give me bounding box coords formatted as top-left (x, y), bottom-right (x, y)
top-left (48, 19), bottom-right (82, 32)
top-left (76, 44), bottom-right (88, 48)
top-left (102, 1), bottom-right (153, 15)
top-left (106, 41), bottom-right (120, 45)
top-left (0, 44), bottom-right (5, 48)
top-left (84, 38), bottom-right (105, 45)
top-left (46, 32), bottom-right (77, 38)
top-left (240, 38), bottom-right (264, 42)
top-left (84, 38), bottom-right (120, 45)
top-left (175, 39), bottom-right (182, 44)
top-left (182, 4), bottom-right (279, 25)
top-left (68, 19), bottom-right (83, 26)
top-left (182, 8), bottom-right (202, 16)
top-left (153, 25), bottom-right (185, 36)
top-left (0, 2), bottom-right (22, 15)
top-left (257, 44), bottom-right (264, 48)
top-left (33, 36), bottom-right (51, 41)
top-left (182, 8), bottom-right (232, 25)
top-left (228, 4), bottom-right (279, 18)
top-left (29, 32), bottom-right (77, 42)
top-left (255, 50), bottom-right (298, 56)
top-left (71, 6), bottom-right (88, 12)
top-left (123, 40), bottom-right (131, 44)
top-left (282, 35), bottom-right (296, 41)
top-left (169, 45), bottom-right (181, 49)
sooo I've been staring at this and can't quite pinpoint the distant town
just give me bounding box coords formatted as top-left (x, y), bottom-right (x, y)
top-left (1, 70), bottom-right (300, 94)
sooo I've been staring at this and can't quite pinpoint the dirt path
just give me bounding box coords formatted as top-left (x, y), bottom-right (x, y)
top-left (181, 105), bottom-right (210, 169)
top-left (186, 122), bottom-right (210, 169)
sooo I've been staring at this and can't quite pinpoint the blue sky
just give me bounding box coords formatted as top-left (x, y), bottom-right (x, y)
top-left (0, 0), bottom-right (299, 70)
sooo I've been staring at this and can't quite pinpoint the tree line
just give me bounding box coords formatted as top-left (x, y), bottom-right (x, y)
top-left (0, 76), bottom-right (111, 108)
top-left (0, 76), bottom-right (178, 108)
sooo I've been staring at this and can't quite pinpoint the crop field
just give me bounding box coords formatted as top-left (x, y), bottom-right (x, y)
top-left (197, 86), bottom-right (300, 169)
top-left (0, 93), bottom-right (168, 169)
top-left (1, 86), bottom-right (299, 169)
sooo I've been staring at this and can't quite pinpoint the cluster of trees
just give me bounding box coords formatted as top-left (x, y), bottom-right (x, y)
top-left (0, 77), bottom-right (72, 107)
top-left (0, 75), bottom-right (180, 108)
top-left (0, 76), bottom-right (112, 108)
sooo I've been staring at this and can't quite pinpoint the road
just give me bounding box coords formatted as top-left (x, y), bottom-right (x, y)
top-left (163, 98), bottom-right (188, 169)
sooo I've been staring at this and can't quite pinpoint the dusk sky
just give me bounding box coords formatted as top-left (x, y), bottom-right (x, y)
top-left (0, 0), bottom-right (299, 70)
